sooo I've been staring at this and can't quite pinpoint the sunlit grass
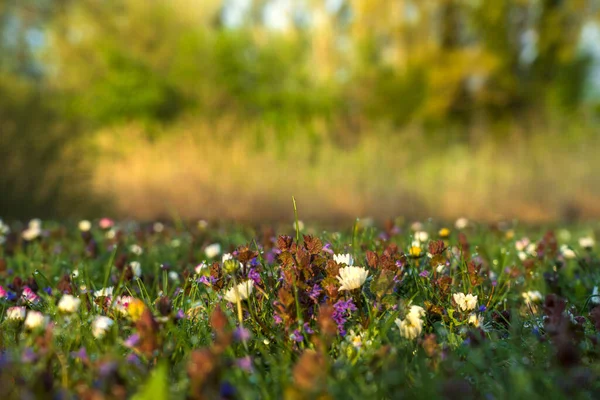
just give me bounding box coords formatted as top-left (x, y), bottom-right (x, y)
top-left (92, 119), bottom-right (600, 222)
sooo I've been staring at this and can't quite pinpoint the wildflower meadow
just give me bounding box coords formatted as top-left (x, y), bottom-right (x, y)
top-left (1, 215), bottom-right (600, 399)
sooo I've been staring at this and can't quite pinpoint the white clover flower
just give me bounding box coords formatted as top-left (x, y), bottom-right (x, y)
top-left (337, 266), bottom-right (369, 291)
top-left (560, 245), bottom-right (576, 259)
top-left (129, 261), bottom-right (142, 278)
top-left (153, 222), bottom-right (164, 233)
top-left (222, 253), bottom-right (233, 262)
top-left (168, 271), bottom-right (179, 281)
top-left (415, 231), bottom-right (429, 243)
top-left (436, 264), bottom-right (446, 273)
top-left (224, 280), bottom-right (254, 303)
top-left (7, 306), bottom-right (26, 321)
top-left (94, 286), bottom-right (114, 298)
top-left (526, 243), bottom-right (537, 257)
top-left (333, 253), bottom-right (354, 266)
top-left (405, 305), bottom-right (426, 326)
top-left (58, 294), bottom-right (81, 313)
top-left (130, 244), bottom-right (143, 255)
top-left (579, 237), bottom-right (595, 249)
top-left (22, 219), bottom-right (42, 241)
top-left (395, 305), bottom-right (426, 340)
top-left (455, 217), bottom-right (469, 230)
top-left (92, 316), bottom-right (114, 338)
top-left (467, 313), bottom-right (484, 328)
top-left (29, 219), bottom-right (42, 230)
top-left (24, 311), bottom-right (47, 330)
top-left (515, 238), bottom-right (530, 252)
top-left (78, 220), bottom-right (92, 232)
top-left (205, 243), bottom-right (221, 259)
top-left (105, 229), bottom-right (116, 239)
top-left (522, 291), bottom-right (543, 306)
top-left (453, 293), bottom-right (478, 312)
top-left (518, 251), bottom-right (527, 261)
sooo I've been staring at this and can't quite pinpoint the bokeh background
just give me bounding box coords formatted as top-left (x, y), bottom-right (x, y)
top-left (1, 0), bottom-right (600, 223)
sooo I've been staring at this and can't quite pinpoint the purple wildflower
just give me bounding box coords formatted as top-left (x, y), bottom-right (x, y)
top-left (322, 243), bottom-right (334, 255)
top-left (71, 347), bottom-right (88, 362)
top-left (99, 361), bottom-right (118, 377)
top-left (332, 298), bottom-right (357, 336)
top-left (236, 356), bottom-right (253, 372)
top-left (290, 329), bottom-right (304, 343)
top-left (233, 327), bottom-right (252, 342)
top-left (303, 322), bottom-right (314, 334)
top-left (21, 348), bottom-right (37, 363)
top-left (273, 313), bottom-right (283, 325)
top-left (308, 284), bottom-right (322, 303)
top-left (478, 305), bottom-right (487, 312)
top-left (0, 286), bottom-right (6, 298)
top-left (198, 276), bottom-right (212, 286)
top-left (419, 270), bottom-right (429, 278)
top-left (124, 333), bottom-right (140, 348)
top-left (249, 257), bottom-right (261, 267)
top-left (43, 287), bottom-right (52, 295)
top-left (175, 309), bottom-right (186, 320)
top-left (248, 268), bottom-right (261, 285)
top-left (220, 382), bottom-right (236, 398)
top-left (126, 353), bottom-right (141, 366)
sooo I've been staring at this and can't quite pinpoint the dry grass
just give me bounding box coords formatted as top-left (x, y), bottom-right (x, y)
top-left (91, 119), bottom-right (600, 223)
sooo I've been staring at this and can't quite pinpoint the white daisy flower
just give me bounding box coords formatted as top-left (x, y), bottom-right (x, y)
top-left (467, 313), bottom-right (484, 328)
top-left (453, 293), bottom-right (478, 312)
top-left (455, 217), bottom-right (469, 230)
top-left (6, 306), bottom-right (26, 321)
top-left (522, 291), bottom-right (543, 306)
top-left (224, 280), bottom-right (254, 303)
top-left (58, 294), bottom-right (81, 313)
top-left (92, 316), bottom-right (114, 338)
top-left (78, 220), bottom-right (92, 232)
top-left (24, 311), bottom-right (47, 330)
top-left (94, 286), bottom-right (114, 298)
top-left (560, 245), bottom-right (576, 259)
top-left (337, 266), bottom-right (369, 291)
top-left (205, 243), bottom-right (221, 259)
top-left (333, 253), bottom-right (354, 266)
top-left (395, 305), bottom-right (426, 340)
top-left (579, 237), bottom-right (595, 249)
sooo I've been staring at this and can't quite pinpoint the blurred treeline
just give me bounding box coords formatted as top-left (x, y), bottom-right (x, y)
top-left (1, 0), bottom-right (600, 221)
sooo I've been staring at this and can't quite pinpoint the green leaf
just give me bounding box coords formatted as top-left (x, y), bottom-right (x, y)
top-left (132, 363), bottom-right (168, 400)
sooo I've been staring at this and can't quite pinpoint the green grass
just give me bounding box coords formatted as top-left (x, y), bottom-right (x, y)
top-left (0, 217), bottom-right (599, 399)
